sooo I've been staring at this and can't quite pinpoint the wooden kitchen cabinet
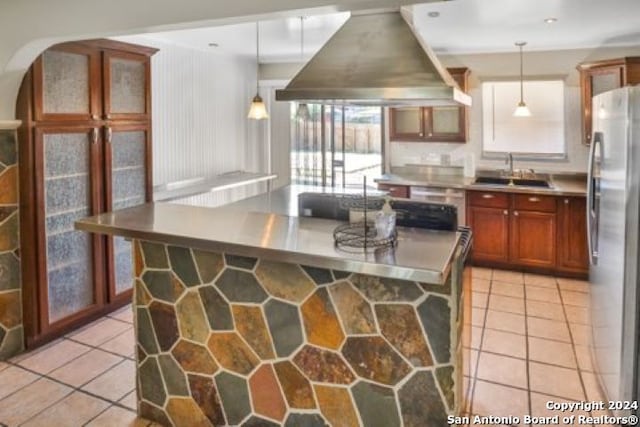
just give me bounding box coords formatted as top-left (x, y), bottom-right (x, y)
top-left (389, 67), bottom-right (469, 143)
top-left (467, 190), bottom-right (586, 276)
top-left (377, 183), bottom-right (410, 198)
top-left (557, 197), bottom-right (589, 273)
top-left (17, 39), bottom-right (156, 347)
top-left (577, 57), bottom-right (640, 145)
top-left (467, 206), bottom-right (510, 263)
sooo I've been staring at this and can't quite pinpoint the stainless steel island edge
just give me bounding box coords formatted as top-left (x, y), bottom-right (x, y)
top-left (75, 201), bottom-right (460, 285)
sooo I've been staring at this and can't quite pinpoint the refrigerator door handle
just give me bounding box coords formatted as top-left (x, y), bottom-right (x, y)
top-left (587, 132), bottom-right (602, 265)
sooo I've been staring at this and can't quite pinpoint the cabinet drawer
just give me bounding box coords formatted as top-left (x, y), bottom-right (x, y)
top-left (468, 191), bottom-right (509, 208)
top-left (513, 194), bottom-right (557, 212)
top-left (377, 184), bottom-right (409, 198)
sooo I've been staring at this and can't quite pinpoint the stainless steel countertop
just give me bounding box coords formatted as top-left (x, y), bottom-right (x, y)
top-left (76, 187), bottom-right (460, 285)
top-left (375, 173), bottom-right (587, 197)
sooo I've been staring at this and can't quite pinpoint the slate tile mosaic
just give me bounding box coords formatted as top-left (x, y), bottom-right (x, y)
top-left (352, 381), bottom-right (401, 427)
top-left (232, 305), bottom-right (275, 359)
top-left (215, 372), bottom-right (251, 425)
top-left (273, 361), bottom-right (316, 409)
top-left (418, 295), bottom-right (452, 364)
top-left (328, 281), bottom-right (376, 334)
top-left (188, 373), bottom-right (226, 425)
top-left (131, 240), bottom-right (461, 426)
top-left (171, 340), bottom-right (218, 375)
top-left (224, 254), bottom-right (257, 270)
top-left (301, 288), bottom-right (345, 350)
top-left (140, 241), bottom-right (169, 269)
top-left (350, 274), bottom-right (423, 302)
top-left (249, 364), bottom-right (287, 422)
top-left (215, 269), bottom-right (268, 303)
top-left (0, 129), bottom-right (22, 360)
top-left (342, 336), bottom-right (411, 386)
top-left (255, 260), bottom-right (315, 302)
top-left (207, 332), bottom-right (259, 375)
top-left (167, 246), bottom-right (200, 286)
top-left (301, 265), bottom-right (333, 285)
top-left (314, 385), bottom-right (359, 427)
top-left (375, 304), bottom-right (433, 367)
top-left (264, 299), bottom-right (303, 357)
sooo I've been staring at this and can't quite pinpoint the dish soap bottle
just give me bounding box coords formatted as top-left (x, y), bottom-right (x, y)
top-left (375, 197), bottom-right (397, 239)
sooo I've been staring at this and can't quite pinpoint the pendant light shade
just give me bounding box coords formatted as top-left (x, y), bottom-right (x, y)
top-left (513, 41), bottom-right (531, 117)
top-left (248, 21), bottom-right (269, 120)
top-left (295, 17), bottom-right (311, 121)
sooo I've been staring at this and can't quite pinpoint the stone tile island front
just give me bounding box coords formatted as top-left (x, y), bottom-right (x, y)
top-left (76, 199), bottom-right (467, 427)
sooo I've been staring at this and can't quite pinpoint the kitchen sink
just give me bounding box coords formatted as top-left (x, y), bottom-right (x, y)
top-left (474, 176), bottom-right (552, 188)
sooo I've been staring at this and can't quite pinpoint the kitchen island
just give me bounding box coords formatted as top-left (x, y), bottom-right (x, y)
top-left (75, 188), bottom-right (467, 427)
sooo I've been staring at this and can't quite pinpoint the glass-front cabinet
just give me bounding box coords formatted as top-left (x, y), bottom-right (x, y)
top-left (389, 67), bottom-right (470, 143)
top-left (17, 40), bottom-right (156, 346)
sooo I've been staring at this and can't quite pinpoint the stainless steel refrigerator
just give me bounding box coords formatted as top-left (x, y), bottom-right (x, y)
top-left (589, 86), bottom-right (640, 413)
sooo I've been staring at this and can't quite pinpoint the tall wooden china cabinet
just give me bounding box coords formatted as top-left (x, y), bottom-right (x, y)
top-left (16, 39), bottom-right (157, 347)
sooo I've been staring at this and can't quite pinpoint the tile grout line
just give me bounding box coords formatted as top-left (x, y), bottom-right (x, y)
top-left (522, 273), bottom-right (532, 427)
top-left (468, 270), bottom-right (493, 417)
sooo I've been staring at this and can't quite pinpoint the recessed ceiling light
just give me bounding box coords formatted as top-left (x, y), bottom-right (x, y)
top-left (208, 42), bottom-right (219, 47)
top-left (544, 17), bottom-right (557, 24)
top-left (427, 11), bottom-right (440, 18)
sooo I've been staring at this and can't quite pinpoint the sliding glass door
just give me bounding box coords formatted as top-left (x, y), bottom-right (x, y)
top-left (291, 104), bottom-right (383, 188)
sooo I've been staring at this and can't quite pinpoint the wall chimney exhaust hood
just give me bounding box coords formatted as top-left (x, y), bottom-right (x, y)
top-left (276, 9), bottom-right (471, 107)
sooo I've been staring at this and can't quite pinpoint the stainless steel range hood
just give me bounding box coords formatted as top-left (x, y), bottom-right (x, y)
top-left (275, 10), bottom-right (471, 107)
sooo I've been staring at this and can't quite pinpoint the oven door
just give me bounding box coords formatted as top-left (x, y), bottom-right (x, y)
top-left (410, 186), bottom-right (466, 225)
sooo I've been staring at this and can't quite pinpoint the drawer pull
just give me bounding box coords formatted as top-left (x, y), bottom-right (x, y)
top-left (528, 197), bottom-right (541, 202)
top-left (564, 199), bottom-right (569, 204)
top-left (503, 210), bottom-right (508, 215)
top-left (482, 194), bottom-right (495, 199)
top-left (514, 211), bottom-right (519, 216)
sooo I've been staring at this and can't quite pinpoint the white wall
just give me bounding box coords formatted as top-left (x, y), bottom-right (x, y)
top-left (116, 35), bottom-right (264, 187)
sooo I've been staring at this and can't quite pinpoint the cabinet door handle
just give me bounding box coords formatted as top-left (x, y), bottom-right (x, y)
top-left (564, 199), bottom-right (569, 204)
top-left (106, 127), bottom-right (113, 144)
top-left (482, 194), bottom-right (495, 199)
top-left (419, 132), bottom-right (423, 137)
top-left (91, 128), bottom-right (98, 145)
top-left (91, 114), bottom-right (99, 120)
top-left (514, 211), bottom-right (519, 216)
top-left (503, 210), bottom-right (508, 215)
top-left (528, 197), bottom-right (540, 202)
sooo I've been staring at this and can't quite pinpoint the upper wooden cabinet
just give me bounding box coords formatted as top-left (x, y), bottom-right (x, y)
top-left (31, 40), bottom-right (156, 123)
top-left (389, 67), bottom-right (470, 143)
top-left (577, 57), bottom-right (640, 145)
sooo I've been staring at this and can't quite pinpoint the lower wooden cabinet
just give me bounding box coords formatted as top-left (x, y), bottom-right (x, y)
top-left (467, 190), bottom-right (588, 276)
top-left (467, 206), bottom-right (510, 263)
top-left (557, 197), bottom-right (589, 273)
top-left (510, 210), bottom-right (557, 269)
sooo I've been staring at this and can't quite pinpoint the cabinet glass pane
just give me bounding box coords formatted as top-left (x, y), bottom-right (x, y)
top-left (43, 133), bottom-right (94, 322)
top-left (432, 107), bottom-right (460, 134)
top-left (110, 58), bottom-right (145, 114)
top-left (111, 130), bottom-right (146, 294)
top-left (591, 72), bottom-right (619, 97)
top-left (394, 108), bottom-right (421, 134)
top-left (42, 50), bottom-right (90, 114)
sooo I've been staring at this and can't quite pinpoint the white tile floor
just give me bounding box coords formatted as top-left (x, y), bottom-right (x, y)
top-left (463, 268), bottom-right (610, 427)
top-left (0, 269), bottom-right (607, 427)
top-left (0, 305), bottom-right (157, 426)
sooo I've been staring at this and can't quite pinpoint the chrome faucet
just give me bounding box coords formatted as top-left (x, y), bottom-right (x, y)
top-left (505, 153), bottom-right (514, 177)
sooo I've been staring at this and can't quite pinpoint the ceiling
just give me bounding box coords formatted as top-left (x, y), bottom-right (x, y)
top-left (137, 0), bottom-right (640, 61)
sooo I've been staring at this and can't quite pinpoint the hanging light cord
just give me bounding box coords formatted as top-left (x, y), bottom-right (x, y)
top-left (518, 42), bottom-right (525, 104)
top-left (256, 22), bottom-right (260, 94)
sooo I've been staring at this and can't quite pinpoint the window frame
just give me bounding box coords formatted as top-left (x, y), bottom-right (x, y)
top-left (480, 78), bottom-right (568, 162)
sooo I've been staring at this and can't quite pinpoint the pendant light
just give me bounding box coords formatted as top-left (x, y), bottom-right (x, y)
top-left (248, 21), bottom-right (269, 120)
top-left (295, 16), bottom-right (311, 121)
top-left (513, 41), bottom-right (531, 117)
